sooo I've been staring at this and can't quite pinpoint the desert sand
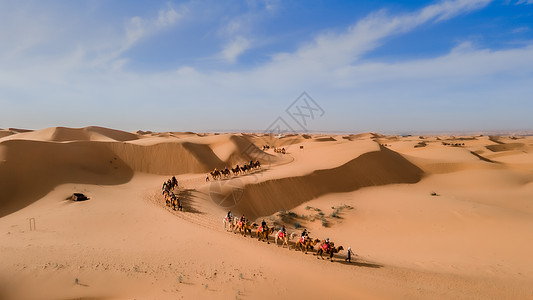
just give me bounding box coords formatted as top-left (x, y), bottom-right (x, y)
top-left (1, 126), bottom-right (533, 299)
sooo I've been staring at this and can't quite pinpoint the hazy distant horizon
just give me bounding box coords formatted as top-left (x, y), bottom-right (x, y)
top-left (3, 125), bottom-right (533, 137)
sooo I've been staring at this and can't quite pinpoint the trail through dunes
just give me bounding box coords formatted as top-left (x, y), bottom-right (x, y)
top-left (233, 146), bottom-right (424, 219)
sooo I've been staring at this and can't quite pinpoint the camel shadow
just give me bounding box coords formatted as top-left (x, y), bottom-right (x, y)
top-left (176, 189), bottom-right (203, 214)
top-left (336, 259), bottom-right (383, 269)
top-left (313, 252), bottom-right (384, 269)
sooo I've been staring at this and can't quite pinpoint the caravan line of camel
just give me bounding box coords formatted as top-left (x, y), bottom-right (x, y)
top-left (162, 176), bottom-right (182, 211)
top-left (207, 160), bottom-right (261, 181)
top-left (223, 215), bottom-right (344, 261)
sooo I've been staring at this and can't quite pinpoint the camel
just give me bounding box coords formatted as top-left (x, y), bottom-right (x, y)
top-left (171, 197), bottom-right (182, 211)
top-left (242, 222), bottom-right (257, 237)
top-left (257, 226), bottom-right (275, 243)
top-left (315, 243), bottom-right (344, 261)
top-left (275, 231), bottom-right (296, 248)
top-left (294, 237), bottom-right (320, 254)
top-left (221, 168), bottom-right (230, 177)
top-left (223, 216), bottom-right (237, 231)
top-left (251, 160), bottom-right (261, 169)
top-left (231, 166), bottom-right (241, 175)
top-left (234, 220), bottom-right (256, 237)
top-left (210, 170), bottom-right (221, 180)
top-left (233, 220), bottom-right (246, 235)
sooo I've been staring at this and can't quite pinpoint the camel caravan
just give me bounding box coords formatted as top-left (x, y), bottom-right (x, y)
top-left (207, 160), bottom-right (261, 181)
top-left (273, 147), bottom-right (286, 154)
top-left (162, 176), bottom-right (182, 211)
top-left (223, 212), bottom-right (347, 262)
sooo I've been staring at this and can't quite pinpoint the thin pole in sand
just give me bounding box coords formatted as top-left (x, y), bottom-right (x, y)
top-left (29, 218), bottom-right (36, 231)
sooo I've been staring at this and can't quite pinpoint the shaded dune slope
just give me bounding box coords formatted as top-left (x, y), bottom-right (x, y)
top-left (486, 143), bottom-right (526, 152)
top-left (0, 140), bottom-right (134, 217)
top-left (0, 130), bottom-right (15, 139)
top-left (233, 146), bottom-right (424, 219)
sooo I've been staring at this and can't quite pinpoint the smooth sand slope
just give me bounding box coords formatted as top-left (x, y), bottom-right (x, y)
top-left (1, 127), bottom-right (533, 299)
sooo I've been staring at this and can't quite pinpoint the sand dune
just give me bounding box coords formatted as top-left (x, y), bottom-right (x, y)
top-left (314, 136), bottom-right (336, 142)
top-left (0, 128), bottom-right (278, 217)
top-left (486, 142), bottom-right (527, 152)
top-left (233, 146), bottom-right (424, 219)
top-left (7, 128), bottom-right (33, 133)
top-left (0, 126), bottom-right (138, 142)
top-left (0, 139), bottom-right (133, 217)
top-left (0, 129), bottom-right (15, 139)
top-left (1, 127), bottom-right (533, 299)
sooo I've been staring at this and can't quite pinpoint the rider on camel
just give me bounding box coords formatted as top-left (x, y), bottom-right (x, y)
top-left (300, 228), bottom-right (308, 243)
top-left (240, 214), bottom-right (246, 226)
top-left (280, 225), bottom-right (287, 238)
top-left (171, 176), bottom-right (178, 188)
top-left (260, 219), bottom-right (267, 232)
top-left (226, 210), bottom-right (232, 221)
top-left (324, 238), bottom-right (331, 251)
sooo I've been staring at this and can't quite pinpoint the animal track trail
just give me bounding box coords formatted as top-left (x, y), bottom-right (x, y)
top-left (164, 207), bottom-right (223, 232)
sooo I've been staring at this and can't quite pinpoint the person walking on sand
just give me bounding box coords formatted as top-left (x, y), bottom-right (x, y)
top-left (345, 246), bottom-right (355, 263)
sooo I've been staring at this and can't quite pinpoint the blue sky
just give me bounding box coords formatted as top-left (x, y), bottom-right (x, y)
top-left (1, 0), bottom-right (532, 133)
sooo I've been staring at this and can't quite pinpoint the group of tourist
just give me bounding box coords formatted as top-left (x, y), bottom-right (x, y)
top-left (162, 176), bottom-right (182, 211)
top-left (206, 160), bottom-right (261, 181)
top-left (442, 142), bottom-right (465, 147)
top-left (224, 211), bottom-right (355, 262)
top-left (273, 147), bottom-right (286, 154)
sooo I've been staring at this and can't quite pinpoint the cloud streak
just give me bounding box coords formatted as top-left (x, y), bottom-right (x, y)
top-left (220, 36), bottom-right (252, 63)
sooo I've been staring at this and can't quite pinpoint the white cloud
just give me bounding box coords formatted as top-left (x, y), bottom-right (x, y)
top-left (516, 0), bottom-right (533, 4)
top-left (220, 36), bottom-right (252, 63)
top-left (108, 4), bottom-right (183, 64)
top-left (269, 0), bottom-right (492, 69)
top-left (422, 0), bottom-right (492, 22)
top-left (512, 26), bottom-right (530, 33)
top-left (157, 5), bottom-right (182, 27)
top-left (262, 0), bottom-right (281, 12)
